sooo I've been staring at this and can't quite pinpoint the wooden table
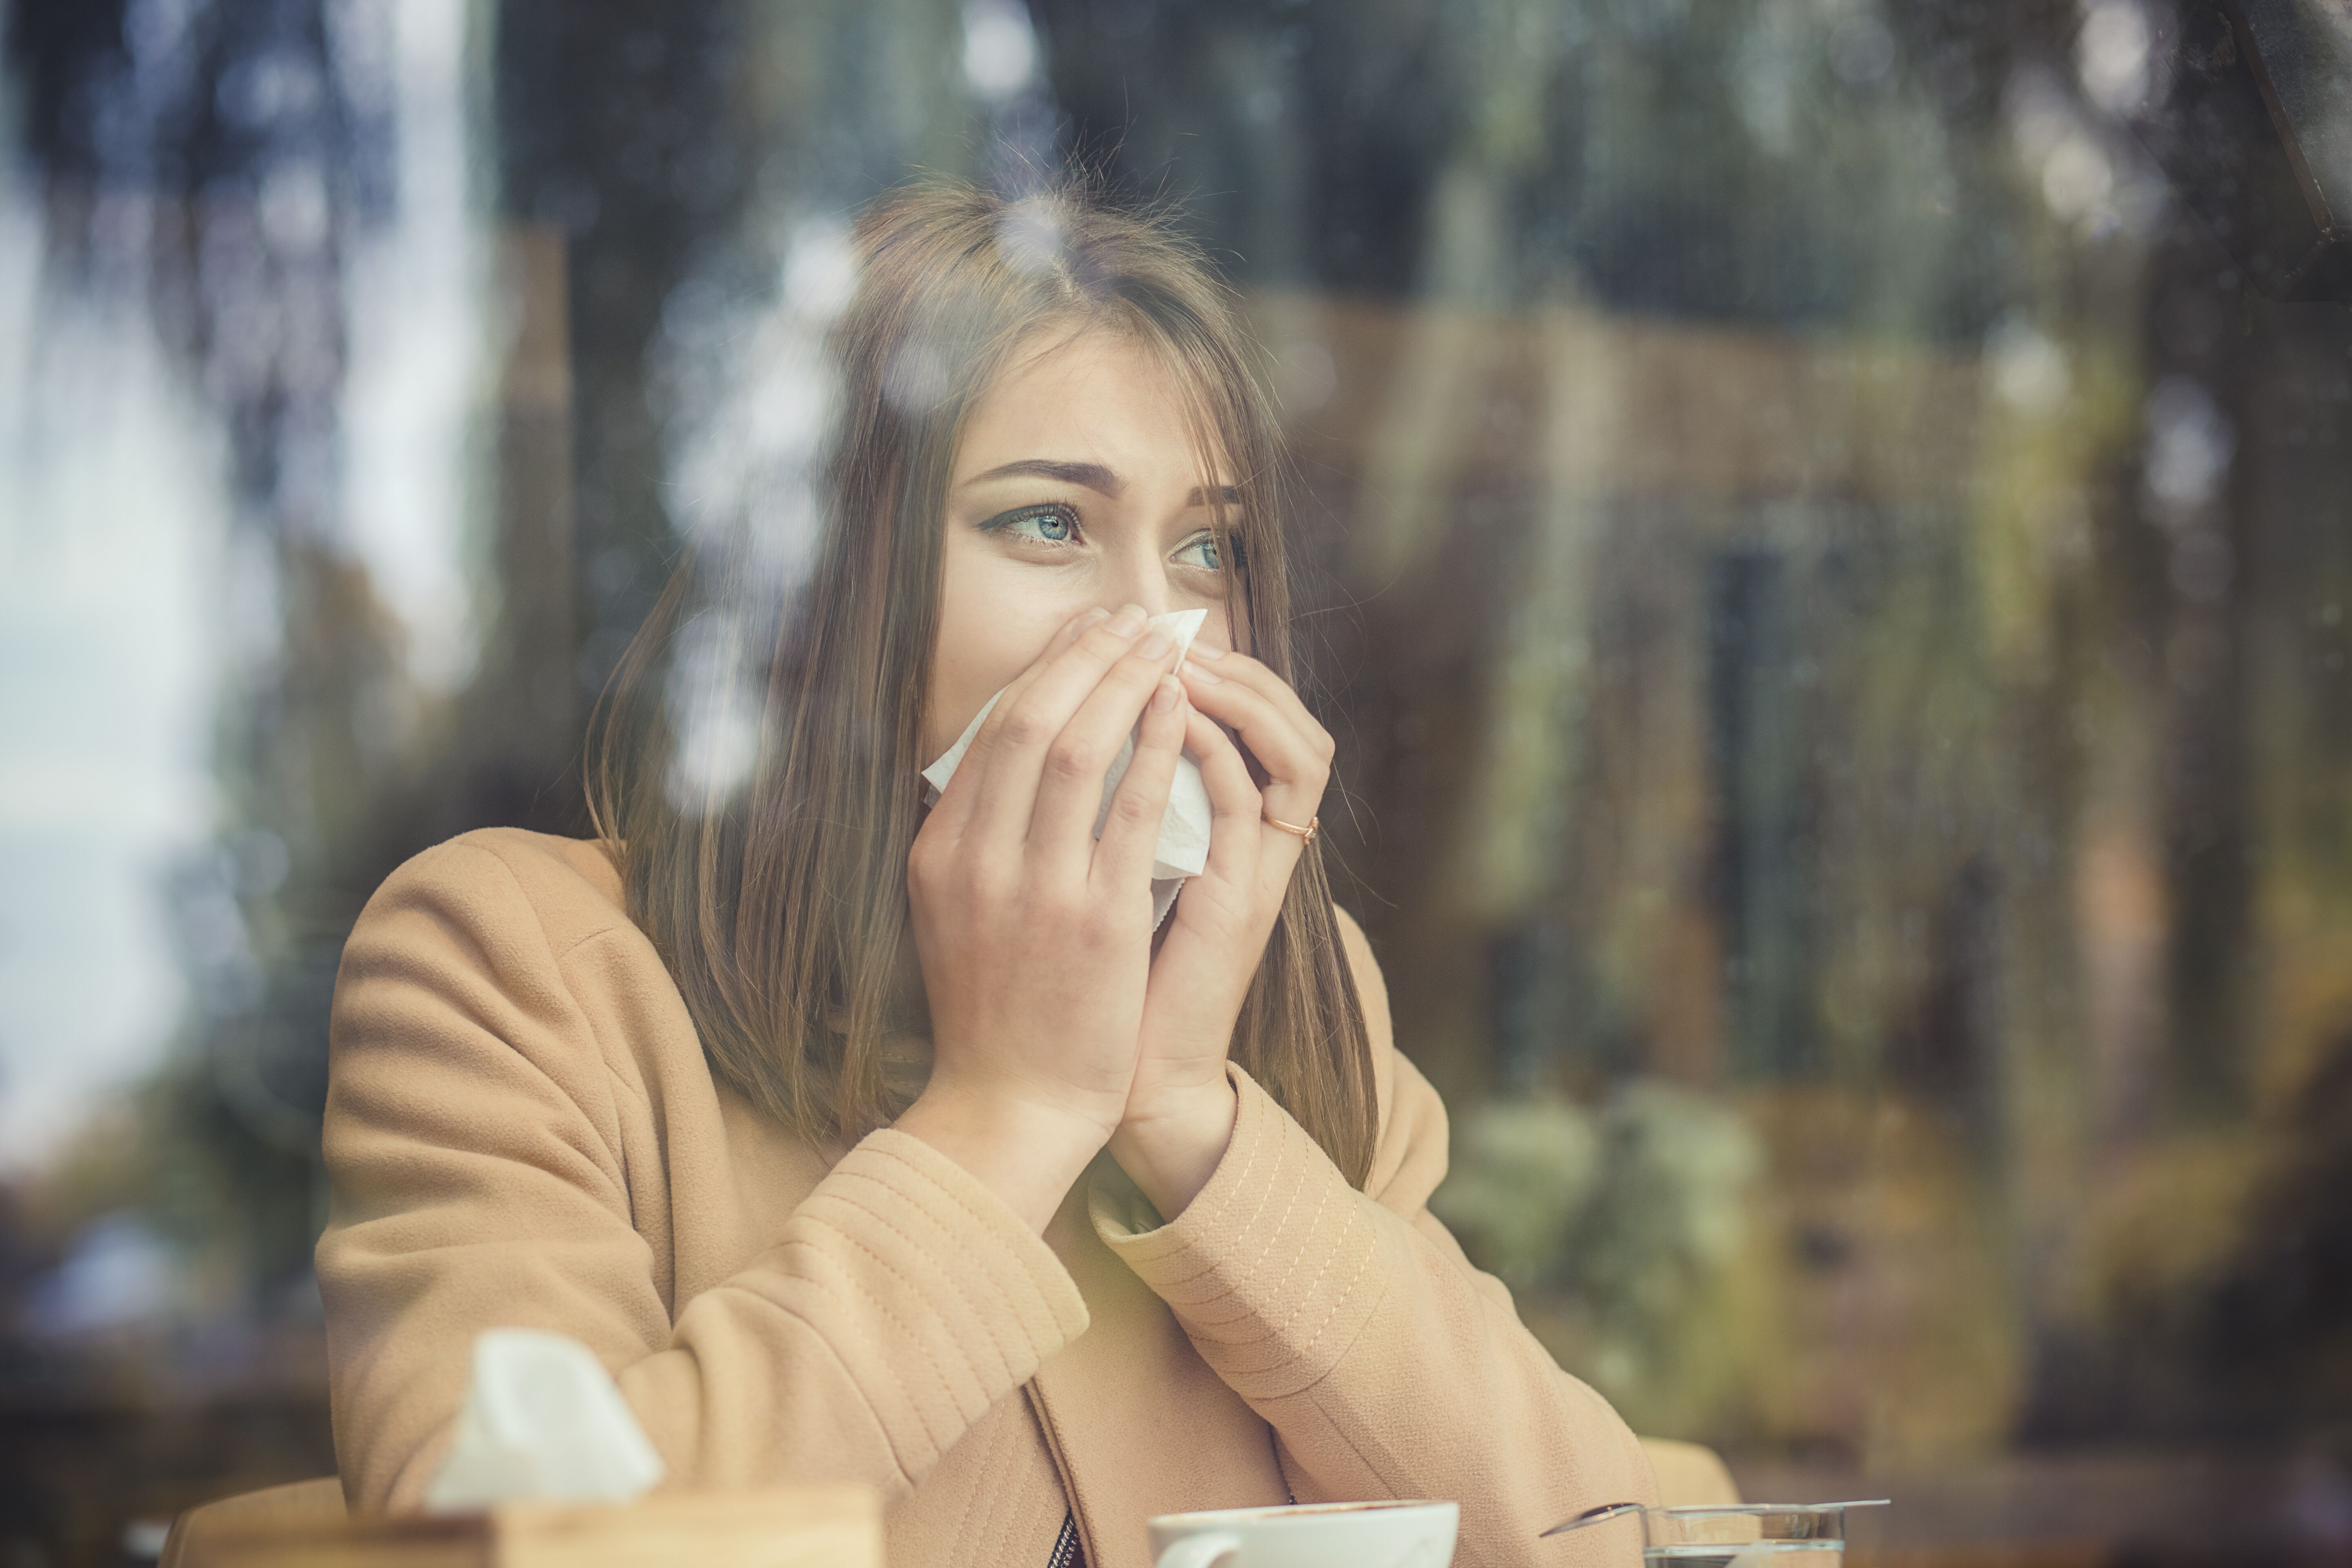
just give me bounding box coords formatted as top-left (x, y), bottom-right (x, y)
top-left (165, 1487), bottom-right (880, 1568)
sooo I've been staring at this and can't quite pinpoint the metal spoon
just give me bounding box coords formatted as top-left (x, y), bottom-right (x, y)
top-left (1539, 1501), bottom-right (1644, 1539)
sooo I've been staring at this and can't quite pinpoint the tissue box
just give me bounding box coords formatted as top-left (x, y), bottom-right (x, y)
top-left (188, 1489), bottom-right (880, 1568)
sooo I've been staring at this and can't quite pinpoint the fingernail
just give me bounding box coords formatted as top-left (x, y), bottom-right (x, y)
top-left (1185, 662), bottom-right (1223, 684)
top-left (1136, 630), bottom-right (1172, 659)
top-left (1072, 607), bottom-right (1110, 637)
top-left (1152, 676), bottom-right (1180, 712)
top-left (1107, 604), bottom-right (1146, 637)
top-left (1189, 642), bottom-right (1225, 659)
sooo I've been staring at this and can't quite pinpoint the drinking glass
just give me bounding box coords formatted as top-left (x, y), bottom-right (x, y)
top-left (1544, 1501), bottom-right (1888, 1566)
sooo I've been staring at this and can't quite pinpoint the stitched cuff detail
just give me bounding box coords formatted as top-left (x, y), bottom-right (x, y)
top-left (748, 1127), bottom-right (1090, 1472)
top-left (1092, 1067), bottom-right (1390, 1401)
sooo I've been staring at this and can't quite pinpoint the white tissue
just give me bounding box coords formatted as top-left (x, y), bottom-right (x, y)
top-left (422, 1329), bottom-right (665, 1513)
top-left (922, 608), bottom-right (1214, 929)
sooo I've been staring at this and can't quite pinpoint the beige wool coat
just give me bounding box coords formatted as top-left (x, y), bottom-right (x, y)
top-left (316, 828), bottom-right (1689, 1568)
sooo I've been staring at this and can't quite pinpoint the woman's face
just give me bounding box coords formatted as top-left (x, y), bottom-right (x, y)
top-left (923, 327), bottom-right (1239, 762)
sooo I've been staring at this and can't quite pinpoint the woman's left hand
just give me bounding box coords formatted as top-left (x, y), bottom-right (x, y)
top-left (1106, 645), bottom-right (1333, 1219)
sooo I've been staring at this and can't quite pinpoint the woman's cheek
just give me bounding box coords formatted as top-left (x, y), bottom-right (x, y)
top-left (1189, 601), bottom-right (1235, 660)
top-left (923, 627), bottom-right (1012, 762)
top-left (921, 599), bottom-right (1079, 760)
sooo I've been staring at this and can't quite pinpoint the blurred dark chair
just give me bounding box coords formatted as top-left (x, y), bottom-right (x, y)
top-left (158, 1478), bottom-right (345, 1568)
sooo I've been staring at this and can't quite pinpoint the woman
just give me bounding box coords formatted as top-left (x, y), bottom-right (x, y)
top-left (316, 179), bottom-right (1672, 1567)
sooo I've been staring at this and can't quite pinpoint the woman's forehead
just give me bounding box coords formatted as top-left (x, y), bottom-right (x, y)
top-left (953, 327), bottom-right (1237, 491)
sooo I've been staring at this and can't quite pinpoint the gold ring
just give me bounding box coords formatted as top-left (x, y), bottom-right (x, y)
top-left (1264, 813), bottom-right (1318, 844)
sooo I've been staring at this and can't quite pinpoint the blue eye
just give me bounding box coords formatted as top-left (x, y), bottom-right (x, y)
top-left (1174, 532), bottom-right (1222, 572)
top-left (985, 503), bottom-right (1079, 543)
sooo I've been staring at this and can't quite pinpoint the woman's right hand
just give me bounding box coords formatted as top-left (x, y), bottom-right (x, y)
top-left (896, 603), bottom-right (1193, 1232)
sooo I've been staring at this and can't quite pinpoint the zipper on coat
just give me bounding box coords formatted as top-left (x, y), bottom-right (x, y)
top-left (1045, 1510), bottom-right (1085, 1568)
top-left (1023, 1382), bottom-right (1094, 1568)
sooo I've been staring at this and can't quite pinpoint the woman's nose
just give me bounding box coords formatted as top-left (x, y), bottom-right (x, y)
top-left (1105, 551), bottom-right (1175, 618)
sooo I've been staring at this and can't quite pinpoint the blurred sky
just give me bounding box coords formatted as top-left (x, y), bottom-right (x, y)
top-left (0, 149), bottom-right (226, 1169)
top-left (0, 0), bottom-right (481, 1169)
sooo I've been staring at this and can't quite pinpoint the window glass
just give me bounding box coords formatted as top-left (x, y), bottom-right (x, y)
top-left (3, 0), bottom-right (2349, 1560)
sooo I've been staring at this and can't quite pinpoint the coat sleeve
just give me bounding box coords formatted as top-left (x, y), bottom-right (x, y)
top-left (316, 840), bottom-right (1088, 1514)
top-left (1090, 910), bottom-right (1658, 1566)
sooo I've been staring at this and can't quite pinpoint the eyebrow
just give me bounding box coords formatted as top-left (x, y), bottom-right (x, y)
top-left (963, 458), bottom-right (1243, 509)
top-left (965, 459), bottom-right (1124, 496)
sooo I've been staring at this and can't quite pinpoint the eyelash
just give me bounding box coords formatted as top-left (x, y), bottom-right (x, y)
top-left (1173, 532), bottom-right (1221, 572)
top-left (980, 502), bottom-right (1081, 545)
top-left (978, 501), bottom-right (1240, 575)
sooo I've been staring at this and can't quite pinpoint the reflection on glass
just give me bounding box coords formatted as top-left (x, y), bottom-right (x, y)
top-left (2, 0), bottom-right (2350, 1562)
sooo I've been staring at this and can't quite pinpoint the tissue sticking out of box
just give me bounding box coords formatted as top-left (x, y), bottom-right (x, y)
top-left (921, 608), bottom-right (1214, 928)
top-left (423, 1329), bottom-right (664, 1514)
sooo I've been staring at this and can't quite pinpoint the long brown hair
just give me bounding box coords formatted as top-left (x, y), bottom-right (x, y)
top-left (587, 177), bottom-right (1378, 1185)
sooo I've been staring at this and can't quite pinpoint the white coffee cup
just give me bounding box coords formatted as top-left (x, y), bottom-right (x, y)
top-left (1147, 1499), bottom-right (1459, 1568)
